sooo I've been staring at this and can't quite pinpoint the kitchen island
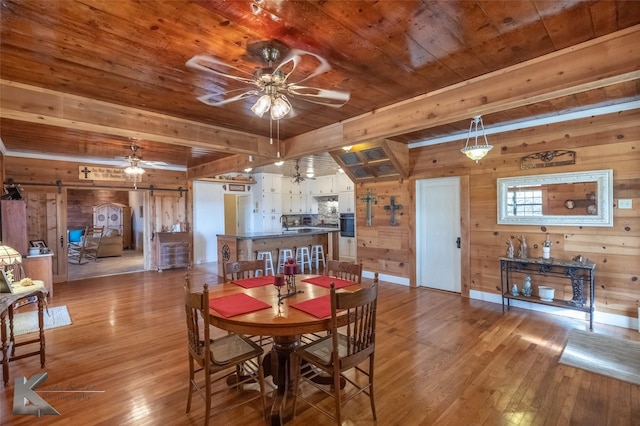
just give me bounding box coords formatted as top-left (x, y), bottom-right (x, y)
top-left (216, 227), bottom-right (340, 276)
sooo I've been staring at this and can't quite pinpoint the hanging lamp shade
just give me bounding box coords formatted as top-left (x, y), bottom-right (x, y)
top-left (460, 115), bottom-right (493, 163)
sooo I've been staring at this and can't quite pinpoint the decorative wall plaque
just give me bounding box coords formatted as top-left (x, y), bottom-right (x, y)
top-left (520, 150), bottom-right (575, 170)
top-left (78, 165), bottom-right (128, 181)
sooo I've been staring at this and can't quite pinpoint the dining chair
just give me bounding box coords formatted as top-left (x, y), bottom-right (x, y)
top-left (292, 273), bottom-right (379, 425)
top-left (68, 226), bottom-right (104, 264)
top-left (301, 261), bottom-right (363, 345)
top-left (184, 282), bottom-right (267, 425)
top-left (325, 260), bottom-right (363, 283)
top-left (222, 259), bottom-right (266, 280)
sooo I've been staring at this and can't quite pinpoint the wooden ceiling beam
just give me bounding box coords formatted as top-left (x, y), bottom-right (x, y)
top-left (188, 153), bottom-right (276, 180)
top-left (0, 79), bottom-right (278, 158)
top-left (284, 25), bottom-right (640, 148)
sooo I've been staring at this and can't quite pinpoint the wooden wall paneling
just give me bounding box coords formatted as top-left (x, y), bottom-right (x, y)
top-left (356, 179), bottom-right (413, 283)
top-left (4, 157), bottom-right (188, 188)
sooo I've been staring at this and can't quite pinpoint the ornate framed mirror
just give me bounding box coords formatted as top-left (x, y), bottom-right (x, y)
top-left (497, 169), bottom-right (613, 227)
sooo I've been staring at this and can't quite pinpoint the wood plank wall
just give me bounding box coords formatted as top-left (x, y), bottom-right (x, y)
top-left (357, 110), bottom-right (639, 319)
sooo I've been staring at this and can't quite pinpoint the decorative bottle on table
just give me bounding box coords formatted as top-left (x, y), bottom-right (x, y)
top-left (542, 234), bottom-right (552, 259)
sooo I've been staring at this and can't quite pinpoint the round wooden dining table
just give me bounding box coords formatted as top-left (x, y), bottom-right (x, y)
top-left (206, 274), bottom-right (360, 425)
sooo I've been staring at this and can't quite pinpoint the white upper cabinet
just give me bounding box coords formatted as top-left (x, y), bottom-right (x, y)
top-left (337, 173), bottom-right (355, 192)
top-left (339, 191), bottom-right (355, 213)
top-left (314, 175), bottom-right (336, 195)
top-left (281, 176), bottom-right (293, 195)
top-left (255, 173), bottom-right (281, 194)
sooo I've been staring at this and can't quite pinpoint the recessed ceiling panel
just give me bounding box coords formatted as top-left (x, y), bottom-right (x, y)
top-left (349, 166), bottom-right (374, 178)
top-left (371, 161), bottom-right (397, 177)
top-left (361, 147), bottom-right (388, 162)
top-left (340, 152), bottom-right (363, 165)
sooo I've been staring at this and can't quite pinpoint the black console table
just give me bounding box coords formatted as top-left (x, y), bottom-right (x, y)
top-left (500, 257), bottom-right (596, 330)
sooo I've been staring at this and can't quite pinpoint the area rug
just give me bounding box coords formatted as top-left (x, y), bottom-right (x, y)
top-left (6, 306), bottom-right (72, 336)
top-left (559, 329), bottom-right (640, 385)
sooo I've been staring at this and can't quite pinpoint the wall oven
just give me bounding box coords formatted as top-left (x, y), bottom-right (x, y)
top-left (339, 213), bottom-right (355, 237)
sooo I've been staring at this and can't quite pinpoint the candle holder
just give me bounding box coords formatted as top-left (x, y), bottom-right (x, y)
top-left (273, 274), bottom-right (286, 304)
top-left (277, 260), bottom-right (304, 302)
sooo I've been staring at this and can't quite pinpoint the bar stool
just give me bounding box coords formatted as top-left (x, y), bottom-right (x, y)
top-left (277, 248), bottom-right (294, 274)
top-left (295, 246), bottom-right (312, 273)
top-left (310, 244), bottom-right (326, 271)
top-left (256, 251), bottom-right (274, 276)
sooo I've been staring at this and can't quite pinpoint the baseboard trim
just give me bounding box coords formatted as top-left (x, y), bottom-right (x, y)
top-left (363, 270), bottom-right (410, 286)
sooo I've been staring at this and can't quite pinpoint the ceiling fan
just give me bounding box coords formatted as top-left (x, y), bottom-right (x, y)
top-left (120, 144), bottom-right (168, 171)
top-left (186, 42), bottom-right (350, 120)
top-left (291, 159), bottom-right (315, 184)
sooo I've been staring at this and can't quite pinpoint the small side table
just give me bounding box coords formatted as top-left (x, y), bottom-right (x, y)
top-left (1, 287), bottom-right (47, 385)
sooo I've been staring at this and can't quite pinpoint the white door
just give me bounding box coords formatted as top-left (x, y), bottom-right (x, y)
top-left (237, 195), bottom-right (251, 233)
top-left (416, 177), bottom-right (461, 292)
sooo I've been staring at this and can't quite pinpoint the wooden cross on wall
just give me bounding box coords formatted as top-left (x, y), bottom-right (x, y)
top-left (360, 188), bottom-right (378, 226)
top-left (384, 196), bottom-right (403, 226)
top-left (80, 167), bottom-right (92, 178)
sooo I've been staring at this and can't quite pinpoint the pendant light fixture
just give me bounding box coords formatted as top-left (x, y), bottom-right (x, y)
top-left (461, 115), bottom-right (493, 163)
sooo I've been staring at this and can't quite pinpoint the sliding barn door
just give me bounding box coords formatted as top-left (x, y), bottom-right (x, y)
top-left (24, 190), bottom-right (67, 283)
top-left (149, 193), bottom-right (189, 269)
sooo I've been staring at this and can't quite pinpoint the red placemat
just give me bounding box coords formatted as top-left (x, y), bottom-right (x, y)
top-left (232, 276), bottom-right (275, 288)
top-left (209, 293), bottom-right (271, 318)
top-left (302, 275), bottom-right (355, 289)
top-left (291, 295), bottom-right (336, 318)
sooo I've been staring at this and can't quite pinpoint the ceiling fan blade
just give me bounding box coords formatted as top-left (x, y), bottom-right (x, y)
top-left (274, 49), bottom-right (332, 85)
top-left (140, 160), bottom-right (168, 167)
top-left (186, 55), bottom-right (257, 85)
top-left (196, 90), bottom-right (259, 107)
top-left (288, 85), bottom-right (350, 107)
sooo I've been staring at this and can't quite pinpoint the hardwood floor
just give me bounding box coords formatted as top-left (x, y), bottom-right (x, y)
top-left (2, 264), bottom-right (639, 425)
top-left (67, 250), bottom-right (145, 281)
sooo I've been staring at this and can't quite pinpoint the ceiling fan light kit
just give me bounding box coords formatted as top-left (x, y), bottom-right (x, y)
top-left (461, 115), bottom-right (493, 163)
top-left (124, 164), bottom-right (145, 176)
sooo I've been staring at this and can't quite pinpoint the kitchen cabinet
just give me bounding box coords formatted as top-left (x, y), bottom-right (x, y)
top-left (260, 193), bottom-right (282, 215)
top-left (281, 177), bottom-right (293, 195)
top-left (339, 190), bottom-right (355, 213)
top-left (339, 236), bottom-right (356, 261)
top-left (314, 175), bottom-right (336, 195)
top-left (337, 173), bottom-right (355, 192)
top-left (256, 173), bottom-right (281, 194)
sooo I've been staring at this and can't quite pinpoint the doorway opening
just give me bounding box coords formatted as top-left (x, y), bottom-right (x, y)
top-left (66, 188), bottom-right (145, 281)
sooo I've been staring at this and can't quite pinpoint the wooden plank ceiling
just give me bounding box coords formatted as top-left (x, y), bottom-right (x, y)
top-left (1, 0), bottom-right (639, 176)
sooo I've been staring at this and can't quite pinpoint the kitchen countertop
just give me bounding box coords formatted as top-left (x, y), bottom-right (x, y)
top-left (217, 226), bottom-right (339, 240)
